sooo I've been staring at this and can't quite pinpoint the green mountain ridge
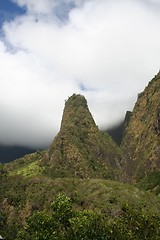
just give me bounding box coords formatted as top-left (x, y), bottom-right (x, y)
top-left (1, 74), bottom-right (160, 239)
top-left (122, 71), bottom-right (160, 183)
top-left (46, 94), bottom-right (122, 179)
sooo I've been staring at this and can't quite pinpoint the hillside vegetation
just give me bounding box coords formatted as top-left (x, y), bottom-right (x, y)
top-left (47, 94), bottom-right (122, 179)
top-left (1, 77), bottom-right (160, 239)
top-left (1, 167), bottom-right (160, 239)
top-left (122, 71), bottom-right (160, 183)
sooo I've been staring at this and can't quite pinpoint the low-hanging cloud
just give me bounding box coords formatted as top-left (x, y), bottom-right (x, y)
top-left (0, 0), bottom-right (160, 148)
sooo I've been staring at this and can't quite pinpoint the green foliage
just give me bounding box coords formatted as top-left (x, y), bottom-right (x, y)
top-left (2, 94), bottom-right (122, 180)
top-left (4, 151), bottom-right (46, 177)
top-left (69, 210), bottom-right (110, 240)
top-left (138, 170), bottom-right (160, 194)
top-left (16, 160), bottom-right (44, 177)
top-left (2, 90), bottom-right (160, 240)
top-left (48, 94), bottom-right (122, 179)
top-left (122, 72), bottom-right (160, 182)
top-left (51, 194), bottom-right (73, 228)
top-left (0, 164), bottom-right (7, 175)
top-left (16, 212), bottom-right (54, 240)
top-left (1, 167), bottom-right (160, 239)
top-left (16, 194), bottom-right (160, 240)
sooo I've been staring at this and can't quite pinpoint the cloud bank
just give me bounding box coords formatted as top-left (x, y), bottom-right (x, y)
top-left (0, 0), bottom-right (160, 148)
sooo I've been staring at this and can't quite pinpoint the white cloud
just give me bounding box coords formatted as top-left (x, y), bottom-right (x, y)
top-left (12, 0), bottom-right (86, 16)
top-left (12, 0), bottom-right (56, 14)
top-left (147, 0), bottom-right (160, 5)
top-left (0, 0), bottom-right (160, 147)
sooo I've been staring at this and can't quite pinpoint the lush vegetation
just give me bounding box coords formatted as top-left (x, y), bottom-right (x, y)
top-left (16, 194), bottom-right (160, 240)
top-left (122, 71), bottom-right (160, 182)
top-left (138, 170), bottom-right (160, 195)
top-left (1, 166), bottom-right (160, 239)
top-left (3, 151), bottom-right (46, 177)
top-left (1, 84), bottom-right (160, 240)
top-left (46, 94), bottom-right (122, 179)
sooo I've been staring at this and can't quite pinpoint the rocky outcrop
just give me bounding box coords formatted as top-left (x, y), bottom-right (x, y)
top-left (122, 72), bottom-right (160, 182)
top-left (47, 94), bottom-right (122, 179)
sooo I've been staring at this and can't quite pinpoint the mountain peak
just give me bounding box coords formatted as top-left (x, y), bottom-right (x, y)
top-left (60, 94), bottom-right (96, 131)
top-left (47, 93), bottom-right (121, 179)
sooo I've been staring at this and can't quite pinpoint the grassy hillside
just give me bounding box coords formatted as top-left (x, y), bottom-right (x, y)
top-left (3, 151), bottom-right (46, 177)
top-left (1, 166), bottom-right (160, 239)
top-left (137, 170), bottom-right (160, 195)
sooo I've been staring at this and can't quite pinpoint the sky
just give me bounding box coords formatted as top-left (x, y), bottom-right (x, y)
top-left (0, 0), bottom-right (160, 148)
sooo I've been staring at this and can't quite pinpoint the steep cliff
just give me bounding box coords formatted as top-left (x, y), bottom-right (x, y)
top-left (122, 72), bottom-right (160, 182)
top-left (47, 94), bottom-right (122, 179)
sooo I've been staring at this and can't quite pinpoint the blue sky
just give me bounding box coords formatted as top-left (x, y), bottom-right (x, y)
top-left (0, 0), bottom-right (25, 27)
top-left (0, 0), bottom-right (160, 148)
top-left (0, 0), bottom-right (74, 25)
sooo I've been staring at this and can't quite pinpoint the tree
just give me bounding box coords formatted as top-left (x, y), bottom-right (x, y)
top-left (16, 194), bottom-right (160, 240)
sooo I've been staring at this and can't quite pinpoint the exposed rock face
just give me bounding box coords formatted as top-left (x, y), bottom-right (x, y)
top-left (48, 94), bottom-right (121, 179)
top-left (122, 72), bottom-right (160, 182)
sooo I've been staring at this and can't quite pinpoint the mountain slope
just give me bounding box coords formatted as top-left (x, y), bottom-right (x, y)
top-left (122, 72), bottom-right (160, 182)
top-left (1, 168), bottom-right (160, 239)
top-left (45, 94), bottom-right (122, 179)
top-left (1, 90), bottom-right (160, 239)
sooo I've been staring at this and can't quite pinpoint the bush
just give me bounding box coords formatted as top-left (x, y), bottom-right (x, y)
top-left (16, 194), bottom-right (160, 240)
